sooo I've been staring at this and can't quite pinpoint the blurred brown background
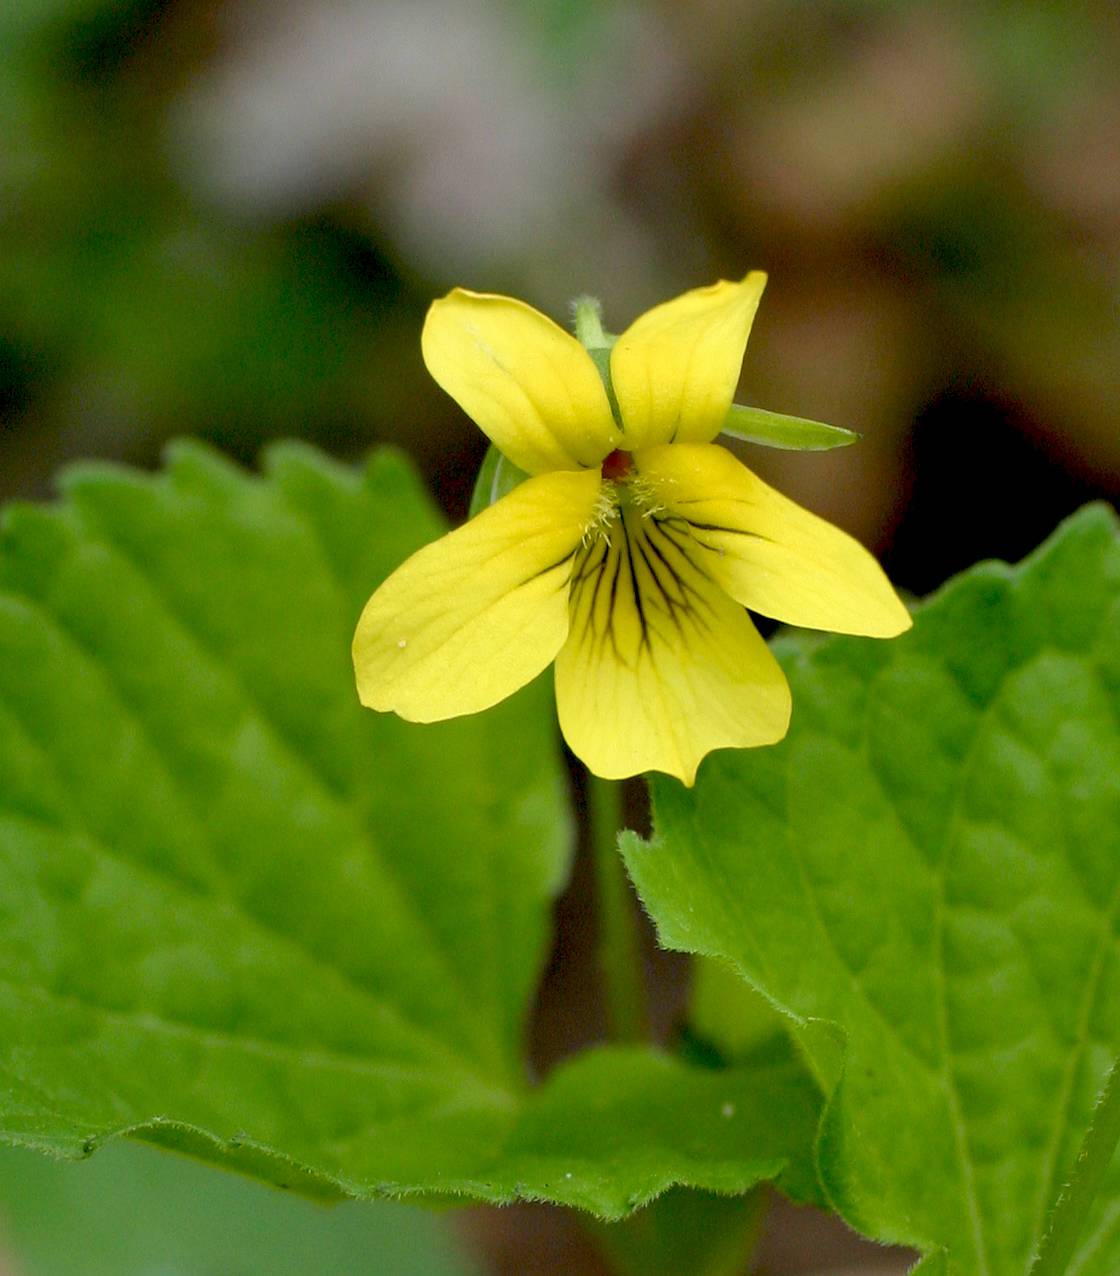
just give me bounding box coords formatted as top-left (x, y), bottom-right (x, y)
top-left (2, 1), bottom-right (1118, 1273)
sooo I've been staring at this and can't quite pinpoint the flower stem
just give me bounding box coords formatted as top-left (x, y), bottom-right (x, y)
top-left (588, 775), bottom-right (648, 1043)
top-left (1029, 1052), bottom-right (1120, 1276)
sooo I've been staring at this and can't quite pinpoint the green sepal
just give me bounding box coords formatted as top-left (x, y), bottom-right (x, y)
top-left (468, 445), bottom-right (530, 516)
top-left (571, 296), bottom-right (623, 424)
top-left (720, 404), bottom-right (860, 451)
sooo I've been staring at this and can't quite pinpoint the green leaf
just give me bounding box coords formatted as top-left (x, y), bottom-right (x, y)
top-left (0, 440), bottom-right (815, 1216)
top-left (1029, 1052), bottom-right (1120, 1276)
top-left (910, 1255), bottom-right (951, 1276)
top-left (624, 505), bottom-right (1120, 1271)
top-left (690, 957), bottom-right (789, 1061)
top-left (478, 1044), bottom-right (821, 1216)
top-left (720, 404), bottom-right (860, 451)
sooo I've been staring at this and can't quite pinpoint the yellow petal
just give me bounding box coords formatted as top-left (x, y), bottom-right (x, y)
top-left (422, 288), bottom-right (620, 475)
top-left (354, 469), bottom-right (601, 721)
top-left (635, 443), bottom-right (912, 637)
top-left (609, 273), bottom-right (767, 451)
top-left (555, 504), bottom-right (791, 784)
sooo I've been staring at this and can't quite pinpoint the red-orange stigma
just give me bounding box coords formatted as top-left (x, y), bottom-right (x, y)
top-left (600, 449), bottom-right (631, 482)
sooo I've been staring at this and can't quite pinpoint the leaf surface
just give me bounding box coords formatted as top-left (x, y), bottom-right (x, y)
top-left (0, 441), bottom-right (816, 1215)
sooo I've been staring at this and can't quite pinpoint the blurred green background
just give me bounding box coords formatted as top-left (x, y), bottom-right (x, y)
top-left (0, 1141), bottom-right (478, 1276)
top-left (1, 1), bottom-right (1118, 1273)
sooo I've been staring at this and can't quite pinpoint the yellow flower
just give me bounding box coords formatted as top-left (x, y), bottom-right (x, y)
top-left (353, 274), bottom-right (910, 785)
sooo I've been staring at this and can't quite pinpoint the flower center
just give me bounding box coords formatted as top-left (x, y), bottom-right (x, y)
top-left (590, 455), bottom-right (664, 536)
top-left (600, 449), bottom-right (631, 482)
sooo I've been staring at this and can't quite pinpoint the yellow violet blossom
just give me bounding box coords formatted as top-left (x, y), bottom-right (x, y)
top-left (353, 274), bottom-right (910, 785)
